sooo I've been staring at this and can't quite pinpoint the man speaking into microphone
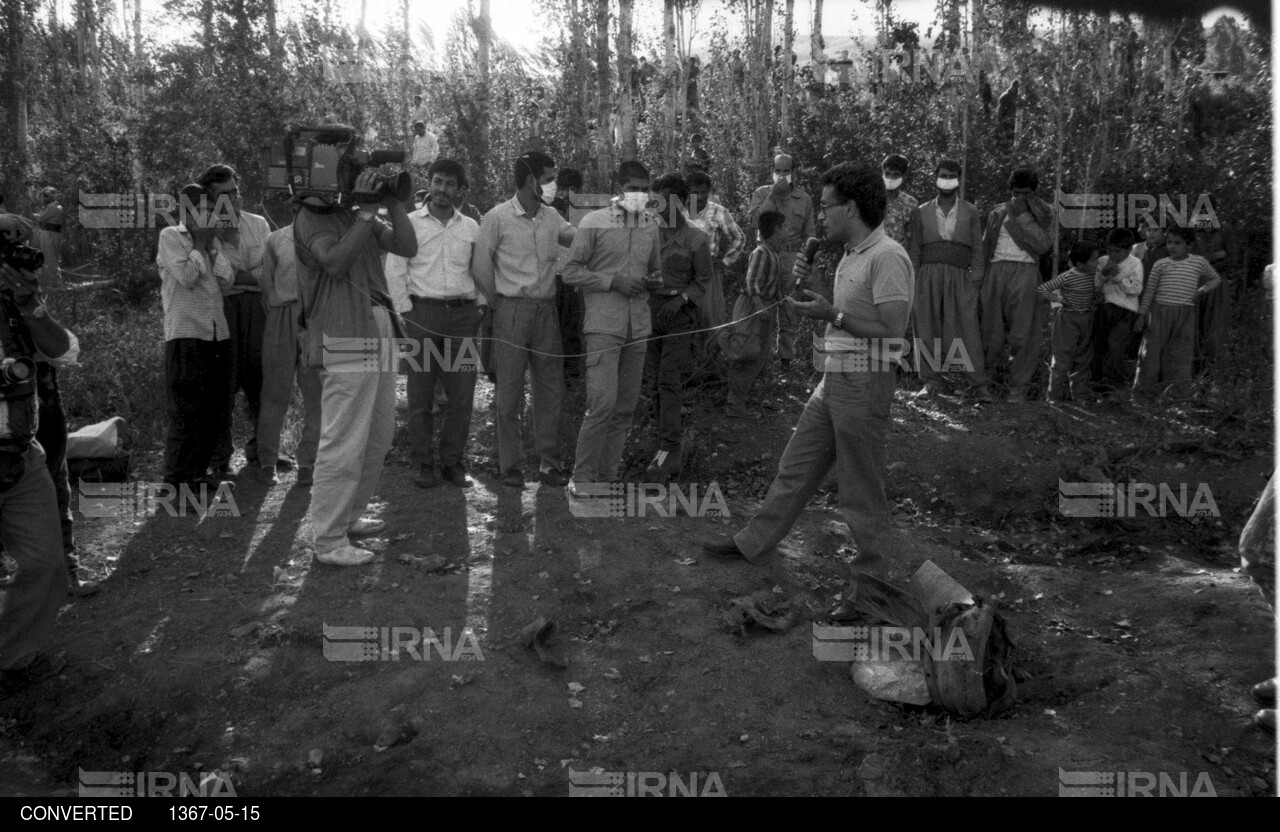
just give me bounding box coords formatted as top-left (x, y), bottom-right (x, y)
top-left (701, 161), bottom-right (914, 620)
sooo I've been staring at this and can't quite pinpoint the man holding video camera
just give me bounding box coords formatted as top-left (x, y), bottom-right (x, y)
top-left (0, 213), bottom-right (81, 688)
top-left (294, 167), bottom-right (417, 567)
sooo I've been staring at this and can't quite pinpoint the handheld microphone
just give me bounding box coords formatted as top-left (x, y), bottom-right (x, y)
top-left (792, 237), bottom-right (822, 298)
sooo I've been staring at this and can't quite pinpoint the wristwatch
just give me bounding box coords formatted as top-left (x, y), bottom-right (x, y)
top-left (832, 311), bottom-right (846, 330)
top-left (357, 209), bottom-right (377, 223)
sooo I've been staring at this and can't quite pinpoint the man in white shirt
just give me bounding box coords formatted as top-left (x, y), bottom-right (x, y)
top-left (386, 159), bottom-right (481, 489)
top-left (410, 122), bottom-right (440, 189)
top-left (1092, 227), bottom-right (1144, 393)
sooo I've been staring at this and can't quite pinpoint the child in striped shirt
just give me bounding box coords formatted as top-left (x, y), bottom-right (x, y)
top-left (1038, 241), bottom-right (1100, 401)
top-left (1133, 225), bottom-right (1222, 400)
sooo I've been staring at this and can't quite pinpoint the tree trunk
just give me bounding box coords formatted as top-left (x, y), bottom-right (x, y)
top-left (200, 0), bottom-right (214, 74)
top-left (811, 0), bottom-right (824, 68)
top-left (266, 0), bottom-right (279, 60)
top-left (664, 0), bottom-right (676, 169)
top-left (49, 1), bottom-right (64, 124)
top-left (754, 0), bottom-right (773, 164)
top-left (616, 0), bottom-right (637, 161)
top-left (781, 0), bottom-right (794, 149)
top-left (594, 0), bottom-right (613, 186)
top-left (4, 0), bottom-right (29, 189)
top-left (476, 0), bottom-right (492, 198)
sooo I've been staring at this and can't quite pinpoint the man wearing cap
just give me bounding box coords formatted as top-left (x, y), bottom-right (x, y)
top-left (746, 154), bottom-right (815, 366)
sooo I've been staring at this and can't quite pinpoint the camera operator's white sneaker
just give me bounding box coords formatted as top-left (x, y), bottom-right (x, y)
top-left (348, 517), bottom-right (386, 537)
top-left (315, 544), bottom-right (375, 567)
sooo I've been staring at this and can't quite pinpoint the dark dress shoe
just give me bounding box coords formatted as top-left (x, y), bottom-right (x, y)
top-left (209, 464), bottom-right (234, 480)
top-left (414, 465), bottom-right (439, 489)
top-left (441, 466), bottom-right (473, 488)
top-left (1253, 678), bottom-right (1277, 706)
top-left (701, 536), bottom-right (748, 561)
top-left (275, 454), bottom-right (296, 471)
top-left (1255, 709), bottom-right (1276, 733)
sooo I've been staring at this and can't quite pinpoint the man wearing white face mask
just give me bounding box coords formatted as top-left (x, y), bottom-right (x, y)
top-left (747, 154), bottom-right (815, 366)
top-left (563, 160), bottom-right (663, 494)
top-left (879, 154), bottom-right (917, 246)
top-left (473, 151), bottom-right (577, 489)
top-left (905, 159), bottom-right (989, 400)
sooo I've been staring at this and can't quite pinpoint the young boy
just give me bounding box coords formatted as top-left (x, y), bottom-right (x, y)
top-left (1091, 228), bottom-right (1144, 392)
top-left (724, 210), bottom-right (785, 418)
top-left (1037, 240), bottom-right (1100, 401)
top-left (1133, 225), bottom-right (1221, 401)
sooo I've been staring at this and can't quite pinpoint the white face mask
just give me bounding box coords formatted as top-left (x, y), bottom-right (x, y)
top-left (936, 178), bottom-right (960, 192)
top-left (883, 176), bottom-right (903, 191)
top-left (620, 191), bottom-right (650, 214)
top-left (540, 181), bottom-right (558, 205)
top-left (773, 173), bottom-right (792, 186)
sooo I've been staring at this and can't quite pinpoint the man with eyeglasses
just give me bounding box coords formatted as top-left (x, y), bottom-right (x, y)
top-left (702, 162), bottom-right (913, 621)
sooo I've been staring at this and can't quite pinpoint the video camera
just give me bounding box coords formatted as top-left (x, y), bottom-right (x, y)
top-left (263, 125), bottom-right (411, 206)
top-left (0, 236), bottom-right (45, 273)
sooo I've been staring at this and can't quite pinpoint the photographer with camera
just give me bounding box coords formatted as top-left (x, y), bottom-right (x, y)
top-left (158, 184), bottom-right (236, 492)
top-left (0, 213), bottom-right (81, 689)
top-left (295, 166), bottom-right (417, 567)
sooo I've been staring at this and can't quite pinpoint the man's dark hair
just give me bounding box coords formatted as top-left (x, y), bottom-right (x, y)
top-left (616, 160), bottom-right (651, 186)
top-left (1167, 225), bottom-right (1198, 244)
top-left (1105, 228), bottom-right (1135, 248)
top-left (820, 162), bottom-right (887, 229)
top-left (514, 151), bottom-right (555, 190)
top-left (882, 154), bottom-right (909, 174)
top-left (1068, 240), bottom-right (1101, 266)
top-left (556, 168), bottom-right (584, 190)
top-left (413, 120), bottom-right (426, 131)
top-left (935, 158), bottom-right (962, 178)
top-left (196, 164), bottom-right (238, 189)
top-left (686, 170), bottom-right (712, 190)
top-left (759, 210), bottom-right (786, 241)
top-left (178, 183), bottom-right (210, 227)
top-left (651, 173), bottom-right (689, 205)
top-left (1009, 167), bottom-right (1039, 191)
top-left (427, 158), bottom-right (468, 190)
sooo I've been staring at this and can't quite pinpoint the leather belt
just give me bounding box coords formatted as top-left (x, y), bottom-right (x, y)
top-left (410, 295), bottom-right (475, 307)
top-left (650, 289), bottom-right (682, 297)
top-left (39, 222), bottom-right (63, 233)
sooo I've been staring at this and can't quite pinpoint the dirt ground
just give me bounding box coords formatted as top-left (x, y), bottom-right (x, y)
top-left (1, 357), bottom-right (1276, 798)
